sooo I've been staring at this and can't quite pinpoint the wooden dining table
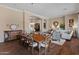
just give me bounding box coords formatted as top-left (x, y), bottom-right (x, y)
top-left (20, 33), bottom-right (50, 54)
top-left (32, 33), bottom-right (49, 54)
top-left (32, 33), bottom-right (49, 43)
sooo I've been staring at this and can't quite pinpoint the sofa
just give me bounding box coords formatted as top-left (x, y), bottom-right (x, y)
top-left (61, 30), bottom-right (73, 40)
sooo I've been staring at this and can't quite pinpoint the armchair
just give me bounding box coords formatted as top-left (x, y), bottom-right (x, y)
top-left (52, 31), bottom-right (61, 41)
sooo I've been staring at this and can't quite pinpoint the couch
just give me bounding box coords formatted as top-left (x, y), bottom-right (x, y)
top-left (61, 30), bottom-right (73, 40)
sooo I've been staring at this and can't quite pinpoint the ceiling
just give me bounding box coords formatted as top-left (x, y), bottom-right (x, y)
top-left (1, 3), bottom-right (79, 18)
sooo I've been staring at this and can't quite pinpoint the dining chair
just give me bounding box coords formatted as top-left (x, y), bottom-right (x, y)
top-left (19, 35), bottom-right (26, 46)
top-left (20, 33), bottom-right (37, 54)
top-left (27, 33), bottom-right (38, 54)
top-left (40, 35), bottom-right (51, 55)
top-left (32, 33), bottom-right (48, 54)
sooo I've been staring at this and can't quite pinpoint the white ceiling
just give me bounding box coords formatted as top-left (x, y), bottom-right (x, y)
top-left (1, 3), bottom-right (79, 18)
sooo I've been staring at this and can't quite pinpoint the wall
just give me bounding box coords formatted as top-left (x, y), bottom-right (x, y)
top-left (0, 5), bottom-right (47, 42)
top-left (0, 6), bottom-right (23, 42)
top-left (24, 11), bottom-right (47, 33)
top-left (65, 14), bottom-right (78, 30)
top-left (77, 14), bottom-right (79, 38)
top-left (24, 11), bottom-right (31, 33)
top-left (0, 5), bottom-right (78, 42)
top-left (48, 17), bottom-right (64, 30)
top-left (41, 19), bottom-right (49, 32)
top-left (48, 14), bottom-right (78, 31)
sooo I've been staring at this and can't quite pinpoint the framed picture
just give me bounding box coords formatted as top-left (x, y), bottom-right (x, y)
top-left (69, 19), bottom-right (74, 27)
top-left (44, 23), bottom-right (46, 29)
top-left (43, 19), bottom-right (47, 29)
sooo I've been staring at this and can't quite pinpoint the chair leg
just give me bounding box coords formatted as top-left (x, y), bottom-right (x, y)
top-left (39, 48), bottom-right (40, 55)
top-left (48, 40), bottom-right (51, 52)
top-left (32, 47), bottom-right (34, 55)
top-left (45, 47), bottom-right (47, 55)
top-left (38, 43), bottom-right (41, 55)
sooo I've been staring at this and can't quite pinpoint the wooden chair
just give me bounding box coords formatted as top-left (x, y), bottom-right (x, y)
top-left (20, 35), bottom-right (29, 47)
top-left (40, 35), bottom-right (51, 55)
top-left (32, 33), bottom-right (51, 55)
top-left (20, 34), bottom-right (37, 54)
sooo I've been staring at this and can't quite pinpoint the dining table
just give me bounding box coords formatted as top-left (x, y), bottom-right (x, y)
top-left (32, 33), bottom-right (49, 54)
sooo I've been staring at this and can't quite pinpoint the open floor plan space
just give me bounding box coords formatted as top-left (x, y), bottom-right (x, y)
top-left (0, 3), bottom-right (79, 55)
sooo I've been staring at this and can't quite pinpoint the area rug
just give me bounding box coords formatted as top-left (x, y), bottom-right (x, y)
top-left (51, 39), bottom-right (66, 46)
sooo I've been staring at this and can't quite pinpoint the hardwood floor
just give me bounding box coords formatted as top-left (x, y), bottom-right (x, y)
top-left (0, 37), bottom-right (79, 55)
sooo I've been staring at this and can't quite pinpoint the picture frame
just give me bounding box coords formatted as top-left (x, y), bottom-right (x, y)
top-left (43, 19), bottom-right (47, 29)
top-left (44, 23), bottom-right (46, 29)
top-left (69, 19), bottom-right (74, 27)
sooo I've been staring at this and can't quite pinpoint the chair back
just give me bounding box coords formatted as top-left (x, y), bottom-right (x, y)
top-left (20, 33), bottom-right (33, 46)
top-left (41, 34), bottom-right (51, 47)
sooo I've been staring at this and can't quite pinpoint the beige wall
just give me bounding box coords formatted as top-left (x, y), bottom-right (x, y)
top-left (48, 14), bottom-right (78, 31)
top-left (0, 5), bottom-right (48, 42)
top-left (24, 11), bottom-right (40, 33)
top-left (48, 17), bottom-right (64, 29)
top-left (24, 11), bottom-right (47, 33)
top-left (0, 6), bottom-right (23, 42)
top-left (65, 14), bottom-right (78, 30)
top-left (77, 14), bottom-right (79, 38)
top-left (0, 5), bottom-right (78, 42)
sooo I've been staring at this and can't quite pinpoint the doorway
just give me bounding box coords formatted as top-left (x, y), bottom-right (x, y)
top-left (34, 23), bottom-right (40, 32)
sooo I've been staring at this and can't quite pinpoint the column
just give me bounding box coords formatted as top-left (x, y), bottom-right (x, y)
top-left (77, 13), bottom-right (79, 38)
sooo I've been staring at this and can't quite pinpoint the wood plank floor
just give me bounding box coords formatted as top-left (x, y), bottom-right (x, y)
top-left (0, 37), bottom-right (79, 55)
